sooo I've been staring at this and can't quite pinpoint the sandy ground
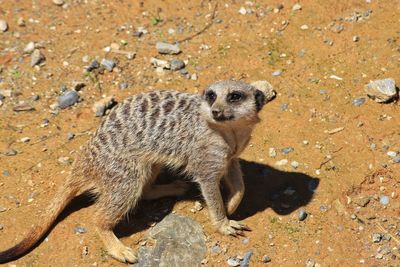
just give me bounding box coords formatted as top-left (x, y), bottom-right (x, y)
top-left (0, 0), bottom-right (399, 266)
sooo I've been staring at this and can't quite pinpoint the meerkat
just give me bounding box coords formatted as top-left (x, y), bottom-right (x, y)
top-left (0, 80), bottom-right (274, 264)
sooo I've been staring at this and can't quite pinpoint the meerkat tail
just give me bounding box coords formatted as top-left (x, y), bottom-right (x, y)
top-left (0, 182), bottom-right (79, 263)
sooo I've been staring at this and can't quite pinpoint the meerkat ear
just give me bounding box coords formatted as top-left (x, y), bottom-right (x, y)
top-left (254, 90), bottom-right (266, 111)
top-left (251, 81), bottom-right (276, 111)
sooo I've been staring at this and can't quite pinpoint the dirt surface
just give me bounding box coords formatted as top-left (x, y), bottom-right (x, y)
top-left (0, 0), bottom-right (399, 266)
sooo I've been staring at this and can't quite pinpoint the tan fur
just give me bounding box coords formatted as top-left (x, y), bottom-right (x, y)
top-left (0, 80), bottom-right (272, 264)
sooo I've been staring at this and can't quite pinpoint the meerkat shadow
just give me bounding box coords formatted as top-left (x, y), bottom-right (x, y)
top-left (231, 159), bottom-right (320, 220)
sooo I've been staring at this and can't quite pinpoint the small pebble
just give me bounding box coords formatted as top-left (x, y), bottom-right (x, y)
top-left (280, 103), bottom-right (289, 111)
top-left (0, 224), bottom-right (3, 230)
top-left (74, 226), bottom-right (87, 234)
top-left (92, 96), bottom-right (115, 117)
top-left (211, 244), bottom-right (221, 254)
top-left (352, 98), bottom-right (365, 106)
top-left (67, 133), bottom-right (75, 140)
top-left (300, 25), bottom-right (309, 30)
top-left (298, 209), bottom-right (307, 221)
top-left (241, 238), bottom-right (249, 245)
top-left (119, 82), bottom-right (129, 90)
top-left (3, 170), bottom-right (10, 177)
top-left (86, 60), bottom-right (100, 72)
top-left (269, 147), bottom-right (277, 158)
top-left (156, 42), bottom-right (181, 55)
top-left (292, 4), bottom-right (302, 11)
top-left (52, 0), bottom-right (65, 6)
top-left (24, 42), bottom-right (35, 54)
top-left (0, 207), bottom-right (7, 212)
top-left (31, 49), bottom-right (46, 67)
top-left (0, 20), bottom-right (8, 32)
top-left (17, 17), bottom-right (25, 27)
top-left (379, 195), bottom-right (389, 205)
top-left (262, 255), bottom-right (271, 263)
top-left (281, 147), bottom-right (294, 154)
top-left (31, 95), bottom-right (40, 101)
top-left (272, 70), bottom-right (282, 76)
top-left (190, 73), bottom-right (198, 80)
top-left (101, 59), bottom-right (116, 72)
top-left (387, 151), bottom-right (397, 158)
top-left (179, 68), bottom-right (189, 75)
top-left (353, 36), bottom-right (360, 42)
top-left (394, 156), bottom-right (400, 163)
top-left (58, 91), bottom-right (79, 109)
top-left (170, 59), bottom-right (185, 71)
top-left (291, 161), bottom-right (299, 169)
top-left (20, 137), bottom-right (30, 143)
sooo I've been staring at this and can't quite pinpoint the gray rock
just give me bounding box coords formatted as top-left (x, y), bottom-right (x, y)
top-left (156, 42), bottom-right (181, 54)
top-left (387, 151), bottom-right (397, 158)
top-left (364, 78), bottom-right (398, 103)
top-left (58, 90), bottom-right (79, 109)
top-left (250, 80), bottom-right (276, 102)
top-left (280, 103), bottom-right (289, 111)
top-left (170, 59), bottom-right (185, 71)
top-left (211, 244), bottom-right (221, 254)
top-left (179, 68), bottom-right (189, 75)
top-left (3, 170), bottom-right (10, 177)
top-left (135, 214), bottom-right (206, 267)
top-left (394, 156), bottom-right (400, 163)
top-left (352, 97), bottom-right (366, 106)
top-left (101, 58), bottom-right (116, 71)
top-left (240, 250), bottom-right (253, 267)
top-left (298, 209), bottom-right (307, 221)
top-left (32, 95), bottom-right (40, 101)
top-left (0, 20), bottom-right (8, 32)
top-left (31, 49), bottom-right (45, 67)
top-left (306, 259), bottom-right (315, 267)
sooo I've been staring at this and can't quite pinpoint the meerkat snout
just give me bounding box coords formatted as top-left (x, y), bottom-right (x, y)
top-left (202, 80), bottom-right (269, 123)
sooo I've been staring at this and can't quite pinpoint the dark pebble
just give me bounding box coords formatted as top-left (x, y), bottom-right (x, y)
top-left (86, 60), bottom-right (100, 72)
top-left (0, 94), bottom-right (4, 100)
top-left (298, 209), bottom-right (307, 221)
top-left (170, 59), bottom-right (185, 71)
top-left (132, 31), bottom-right (143, 37)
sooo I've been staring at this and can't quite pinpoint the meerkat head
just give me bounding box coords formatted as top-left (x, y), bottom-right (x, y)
top-left (201, 80), bottom-right (272, 124)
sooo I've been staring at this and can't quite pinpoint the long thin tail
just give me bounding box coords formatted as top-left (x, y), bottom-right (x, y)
top-left (0, 184), bottom-right (78, 263)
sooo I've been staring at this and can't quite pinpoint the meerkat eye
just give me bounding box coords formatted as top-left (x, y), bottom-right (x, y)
top-left (205, 91), bottom-right (217, 104)
top-left (227, 92), bottom-right (244, 103)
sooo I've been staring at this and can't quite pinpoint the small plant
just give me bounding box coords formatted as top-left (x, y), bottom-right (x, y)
top-left (151, 16), bottom-right (163, 26)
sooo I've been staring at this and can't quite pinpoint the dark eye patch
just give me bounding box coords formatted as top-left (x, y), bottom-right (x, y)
top-left (227, 91), bottom-right (245, 103)
top-left (205, 90), bottom-right (217, 105)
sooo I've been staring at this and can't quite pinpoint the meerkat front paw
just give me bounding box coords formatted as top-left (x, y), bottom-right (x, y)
top-left (217, 219), bottom-right (251, 236)
top-left (108, 245), bottom-right (138, 263)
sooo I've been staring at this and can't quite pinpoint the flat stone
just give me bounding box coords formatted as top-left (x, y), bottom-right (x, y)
top-left (31, 49), bottom-right (45, 67)
top-left (13, 103), bottom-right (35, 112)
top-left (251, 80), bottom-right (276, 101)
top-left (24, 42), bottom-right (35, 54)
top-left (262, 255), bottom-right (271, 263)
top-left (275, 159), bottom-right (288, 166)
top-left (353, 196), bottom-right (370, 207)
top-left (240, 250), bottom-right (253, 267)
top-left (364, 78), bottom-right (398, 103)
top-left (150, 57), bottom-right (170, 69)
top-left (292, 4), bottom-right (302, 11)
top-left (135, 214), bottom-right (206, 267)
top-left (58, 90), bottom-right (79, 109)
top-left (156, 42), bottom-right (181, 54)
top-left (227, 258), bottom-right (241, 266)
top-left (4, 148), bottom-right (17, 156)
top-left (352, 97), bottom-right (366, 106)
top-left (298, 209), bottom-right (307, 221)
